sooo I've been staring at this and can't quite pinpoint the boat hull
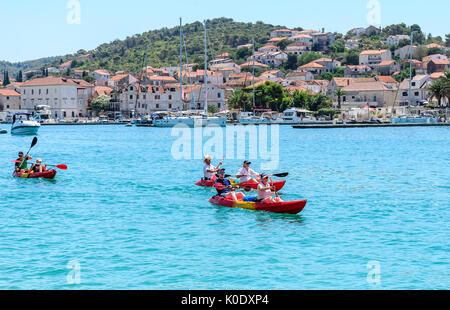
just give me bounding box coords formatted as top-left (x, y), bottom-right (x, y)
top-left (195, 176), bottom-right (286, 191)
top-left (154, 117), bottom-right (227, 127)
top-left (209, 195), bottom-right (307, 214)
top-left (13, 170), bottom-right (57, 180)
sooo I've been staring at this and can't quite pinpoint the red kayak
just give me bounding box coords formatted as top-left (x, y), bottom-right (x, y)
top-left (13, 170), bottom-right (57, 180)
top-left (195, 175), bottom-right (286, 191)
top-left (209, 193), bottom-right (307, 215)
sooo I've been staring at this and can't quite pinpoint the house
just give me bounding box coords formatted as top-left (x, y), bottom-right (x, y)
top-left (394, 45), bottom-right (418, 59)
top-left (311, 32), bottom-right (335, 50)
top-left (286, 71), bottom-right (314, 82)
top-left (268, 37), bottom-right (288, 44)
top-left (240, 61), bottom-right (269, 70)
top-left (285, 42), bottom-right (311, 55)
top-left (298, 62), bottom-right (325, 76)
top-left (386, 35), bottom-right (410, 46)
top-left (313, 58), bottom-right (341, 72)
top-left (374, 60), bottom-right (400, 76)
top-left (247, 52), bottom-right (288, 68)
top-left (359, 49), bottom-right (392, 66)
top-left (365, 26), bottom-right (382, 36)
top-left (344, 65), bottom-right (372, 78)
top-left (341, 81), bottom-right (398, 108)
top-left (59, 61), bottom-right (73, 71)
top-left (237, 43), bottom-right (253, 49)
top-left (425, 43), bottom-right (447, 51)
top-left (0, 89), bottom-right (21, 111)
top-left (148, 75), bottom-right (178, 86)
top-left (270, 29), bottom-right (297, 38)
top-left (92, 86), bottom-right (113, 99)
top-left (290, 34), bottom-right (313, 45)
top-left (260, 70), bottom-right (286, 79)
top-left (427, 59), bottom-right (450, 74)
top-left (327, 77), bottom-right (377, 98)
top-left (47, 67), bottom-right (60, 74)
top-left (24, 70), bottom-right (44, 80)
top-left (258, 45), bottom-right (280, 53)
top-left (375, 76), bottom-right (398, 88)
top-left (348, 27), bottom-right (366, 36)
top-left (92, 70), bottom-right (111, 86)
top-left (422, 54), bottom-right (448, 63)
top-left (397, 75), bottom-right (430, 105)
top-left (108, 73), bottom-right (139, 87)
top-left (19, 76), bottom-right (93, 118)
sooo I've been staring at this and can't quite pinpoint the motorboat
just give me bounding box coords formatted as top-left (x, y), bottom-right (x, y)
top-left (11, 113), bottom-right (40, 135)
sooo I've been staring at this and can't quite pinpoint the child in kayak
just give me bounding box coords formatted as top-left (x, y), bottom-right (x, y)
top-left (214, 169), bottom-right (239, 201)
top-left (257, 173), bottom-right (283, 203)
top-left (236, 161), bottom-right (260, 184)
top-left (15, 151), bottom-right (32, 173)
top-left (203, 155), bottom-right (223, 180)
top-left (30, 158), bottom-right (47, 173)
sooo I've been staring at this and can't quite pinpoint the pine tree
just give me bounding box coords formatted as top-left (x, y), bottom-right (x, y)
top-left (3, 71), bottom-right (11, 86)
top-left (17, 70), bottom-right (23, 82)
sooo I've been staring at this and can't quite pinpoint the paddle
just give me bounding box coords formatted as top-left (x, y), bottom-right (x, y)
top-left (11, 161), bottom-right (68, 170)
top-left (236, 172), bottom-right (289, 178)
top-left (17, 137), bottom-right (37, 169)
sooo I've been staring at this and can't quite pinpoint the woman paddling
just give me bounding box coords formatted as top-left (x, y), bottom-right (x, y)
top-left (30, 158), bottom-right (47, 173)
top-left (257, 173), bottom-right (283, 203)
top-left (203, 155), bottom-right (223, 181)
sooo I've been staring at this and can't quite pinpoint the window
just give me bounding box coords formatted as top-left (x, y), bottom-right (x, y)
top-left (169, 104), bottom-right (172, 109)
top-left (39, 89), bottom-right (41, 95)
top-left (23, 90), bottom-right (26, 95)
top-left (414, 92), bottom-right (419, 96)
top-left (32, 90), bottom-right (34, 95)
top-left (218, 93), bottom-right (221, 98)
top-left (6, 96), bottom-right (9, 100)
top-left (46, 89), bottom-right (49, 95)
top-left (72, 111), bottom-right (75, 117)
top-left (130, 95), bottom-right (133, 100)
top-left (412, 82), bottom-right (416, 87)
top-left (169, 95), bottom-right (172, 100)
top-left (156, 104), bottom-right (159, 108)
top-left (402, 92), bottom-right (408, 97)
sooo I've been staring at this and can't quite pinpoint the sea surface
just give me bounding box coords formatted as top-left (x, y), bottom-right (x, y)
top-left (0, 124), bottom-right (449, 290)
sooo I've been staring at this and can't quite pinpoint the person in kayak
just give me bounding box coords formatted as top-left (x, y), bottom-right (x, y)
top-left (257, 173), bottom-right (283, 203)
top-left (203, 155), bottom-right (223, 180)
top-left (15, 151), bottom-right (32, 173)
top-left (236, 161), bottom-right (260, 184)
top-left (214, 169), bottom-right (239, 201)
top-left (30, 158), bottom-right (47, 173)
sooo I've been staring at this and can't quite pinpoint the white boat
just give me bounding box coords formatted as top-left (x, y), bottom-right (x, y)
top-left (11, 113), bottom-right (41, 135)
top-left (281, 108), bottom-right (317, 124)
top-left (238, 112), bottom-right (282, 124)
top-left (34, 105), bottom-right (53, 124)
top-left (153, 114), bottom-right (226, 127)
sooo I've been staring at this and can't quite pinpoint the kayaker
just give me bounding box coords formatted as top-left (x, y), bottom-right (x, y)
top-left (15, 152), bottom-right (32, 172)
top-left (214, 169), bottom-right (239, 201)
top-left (203, 155), bottom-right (223, 180)
top-left (236, 161), bottom-right (260, 184)
top-left (257, 173), bottom-right (283, 203)
top-left (30, 158), bottom-right (47, 173)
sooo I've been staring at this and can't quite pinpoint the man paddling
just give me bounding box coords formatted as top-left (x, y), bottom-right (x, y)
top-left (15, 152), bottom-right (32, 172)
top-left (236, 161), bottom-right (260, 184)
top-left (203, 155), bottom-right (223, 180)
top-left (214, 169), bottom-right (239, 202)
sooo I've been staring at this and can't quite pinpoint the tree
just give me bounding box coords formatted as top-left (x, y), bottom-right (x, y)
top-left (82, 76), bottom-right (95, 83)
top-left (3, 70), bottom-right (10, 86)
top-left (207, 105), bottom-right (219, 114)
top-left (228, 89), bottom-right (252, 111)
top-left (276, 39), bottom-right (293, 51)
top-left (90, 95), bottom-right (111, 115)
top-left (335, 89), bottom-right (346, 109)
top-left (297, 52), bottom-right (323, 66)
top-left (345, 51), bottom-right (360, 65)
top-left (446, 34), bottom-right (450, 47)
top-left (16, 70), bottom-right (23, 82)
top-left (427, 78), bottom-right (450, 107)
top-left (284, 54), bottom-right (298, 70)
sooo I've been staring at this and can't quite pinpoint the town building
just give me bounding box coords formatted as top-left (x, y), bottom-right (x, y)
top-left (359, 49), bottom-right (392, 66)
top-left (0, 89), bottom-right (21, 111)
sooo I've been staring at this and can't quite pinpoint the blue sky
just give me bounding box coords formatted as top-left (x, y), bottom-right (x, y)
top-left (1, 0), bottom-right (449, 62)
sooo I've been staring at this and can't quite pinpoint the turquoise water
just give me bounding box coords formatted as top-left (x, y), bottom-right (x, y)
top-left (0, 124), bottom-right (449, 290)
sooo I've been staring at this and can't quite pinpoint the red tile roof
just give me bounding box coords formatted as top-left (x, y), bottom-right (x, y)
top-left (0, 89), bottom-right (20, 96)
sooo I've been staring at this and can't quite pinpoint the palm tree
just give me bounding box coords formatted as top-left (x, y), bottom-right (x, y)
top-left (335, 88), bottom-right (345, 110)
top-left (428, 78), bottom-right (450, 107)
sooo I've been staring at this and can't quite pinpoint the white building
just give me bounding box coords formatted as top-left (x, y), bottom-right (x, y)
top-left (359, 49), bottom-right (392, 66)
top-left (386, 35), bottom-right (410, 46)
top-left (20, 76), bottom-right (93, 119)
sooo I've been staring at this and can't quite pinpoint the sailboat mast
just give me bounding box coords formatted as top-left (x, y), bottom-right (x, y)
top-left (179, 17), bottom-right (183, 111)
top-left (252, 38), bottom-right (255, 110)
top-left (408, 31), bottom-right (414, 107)
top-left (204, 20), bottom-right (208, 114)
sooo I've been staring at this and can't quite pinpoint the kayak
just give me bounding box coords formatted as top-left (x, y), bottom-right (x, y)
top-left (209, 193), bottom-right (307, 215)
top-left (13, 170), bottom-right (57, 180)
top-left (195, 175), bottom-right (286, 191)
